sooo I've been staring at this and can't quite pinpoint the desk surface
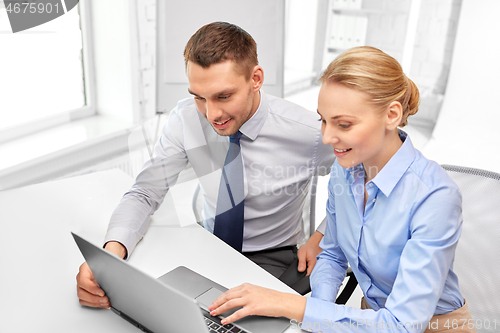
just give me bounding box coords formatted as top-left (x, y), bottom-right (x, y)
top-left (0, 169), bottom-right (300, 333)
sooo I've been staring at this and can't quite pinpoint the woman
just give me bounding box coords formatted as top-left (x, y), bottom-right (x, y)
top-left (208, 46), bottom-right (475, 333)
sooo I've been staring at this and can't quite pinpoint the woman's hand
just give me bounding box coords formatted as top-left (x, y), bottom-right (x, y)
top-left (208, 283), bottom-right (307, 325)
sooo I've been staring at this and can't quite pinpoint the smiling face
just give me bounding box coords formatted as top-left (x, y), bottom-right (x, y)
top-left (318, 81), bottom-right (402, 175)
top-left (187, 60), bottom-right (263, 136)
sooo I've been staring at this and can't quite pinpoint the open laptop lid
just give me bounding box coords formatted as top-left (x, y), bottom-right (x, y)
top-left (72, 232), bottom-right (209, 333)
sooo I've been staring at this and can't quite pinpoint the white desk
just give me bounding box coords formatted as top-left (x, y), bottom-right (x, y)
top-left (0, 170), bottom-right (300, 332)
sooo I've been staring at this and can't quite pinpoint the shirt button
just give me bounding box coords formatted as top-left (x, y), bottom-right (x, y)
top-left (372, 198), bottom-right (376, 203)
top-left (369, 183), bottom-right (373, 187)
top-left (366, 277), bottom-right (369, 281)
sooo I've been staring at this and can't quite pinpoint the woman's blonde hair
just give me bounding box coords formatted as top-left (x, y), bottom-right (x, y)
top-left (320, 46), bottom-right (419, 127)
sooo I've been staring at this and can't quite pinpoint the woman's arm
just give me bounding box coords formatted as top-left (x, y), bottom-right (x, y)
top-left (210, 185), bottom-right (464, 333)
top-left (209, 284), bottom-right (307, 324)
top-left (299, 186), bottom-right (464, 333)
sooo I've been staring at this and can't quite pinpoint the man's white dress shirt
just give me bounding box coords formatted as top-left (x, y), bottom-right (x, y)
top-left (105, 91), bottom-right (335, 255)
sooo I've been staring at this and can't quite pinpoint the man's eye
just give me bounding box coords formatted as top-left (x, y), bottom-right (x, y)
top-left (219, 95), bottom-right (230, 100)
top-left (194, 96), bottom-right (205, 101)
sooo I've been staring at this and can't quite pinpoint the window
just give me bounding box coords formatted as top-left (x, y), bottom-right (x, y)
top-left (0, 3), bottom-right (90, 135)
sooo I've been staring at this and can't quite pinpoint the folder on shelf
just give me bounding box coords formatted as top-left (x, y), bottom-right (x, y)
top-left (329, 14), bottom-right (368, 50)
top-left (354, 16), bottom-right (368, 46)
top-left (332, 0), bottom-right (363, 10)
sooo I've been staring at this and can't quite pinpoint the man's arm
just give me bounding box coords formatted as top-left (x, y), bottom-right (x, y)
top-left (75, 241), bottom-right (126, 309)
top-left (296, 215), bottom-right (327, 274)
top-left (299, 114), bottom-right (335, 274)
top-left (76, 109), bottom-right (189, 308)
top-left (296, 230), bottom-right (323, 275)
top-left (105, 110), bottom-right (189, 257)
top-left (104, 241), bottom-right (127, 259)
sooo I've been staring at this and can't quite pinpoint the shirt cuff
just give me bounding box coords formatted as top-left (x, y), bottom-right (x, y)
top-left (104, 227), bottom-right (142, 260)
top-left (302, 297), bottom-right (337, 332)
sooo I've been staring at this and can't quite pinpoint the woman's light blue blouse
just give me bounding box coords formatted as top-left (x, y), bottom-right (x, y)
top-left (302, 132), bottom-right (464, 333)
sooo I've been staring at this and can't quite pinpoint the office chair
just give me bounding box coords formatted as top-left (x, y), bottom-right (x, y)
top-left (191, 175), bottom-right (358, 302)
top-left (442, 164), bottom-right (500, 333)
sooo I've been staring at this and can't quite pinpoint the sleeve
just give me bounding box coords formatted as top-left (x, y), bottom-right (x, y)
top-left (301, 185), bottom-right (464, 333)
top-left (312, 126), bottom-right (335, 235)
top-left (383, 185), bottom-right (464, 329)
top-left (104, 110), bottom-right (189, 257)
top-left (312, 124), bottom-right (336, 177)
top-left (315, 217), bottom-right (326, 235)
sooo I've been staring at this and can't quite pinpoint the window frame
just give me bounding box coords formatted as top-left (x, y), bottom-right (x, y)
top-left (0, 0), bottom-right (96, 144)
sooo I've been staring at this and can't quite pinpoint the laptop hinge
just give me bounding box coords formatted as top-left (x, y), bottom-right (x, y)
top-left (111, 307), bottom-right (154, 333)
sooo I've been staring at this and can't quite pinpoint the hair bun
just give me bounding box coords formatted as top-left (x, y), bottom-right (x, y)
top-left (400, 77), bottom-right (420, 127)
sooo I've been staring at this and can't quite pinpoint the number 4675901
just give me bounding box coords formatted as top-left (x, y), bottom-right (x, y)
top-left (6, 2), bottom-right (61, 14)
top-left (444, 319), bottom-right (497, 330)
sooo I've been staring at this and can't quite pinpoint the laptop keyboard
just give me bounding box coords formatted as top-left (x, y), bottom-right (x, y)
top-left (202, 309), bottom-right (249, 333)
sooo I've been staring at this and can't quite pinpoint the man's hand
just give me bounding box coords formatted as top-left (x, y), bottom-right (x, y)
top-left (296, 231), bottom-right (323, 276)
top-left (76, 262), bottom-right (110, 308)
top-left (208, 283), bottom-right (306, 325)
top-left (75, 241), bottom-right (127, 308)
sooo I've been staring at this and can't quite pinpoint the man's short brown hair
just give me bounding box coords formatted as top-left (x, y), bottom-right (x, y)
top-left (183, 22), bottom-right (258, 80)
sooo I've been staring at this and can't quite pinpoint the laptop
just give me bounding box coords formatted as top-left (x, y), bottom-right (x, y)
top-left (71, 232), bottom-right (290, 333)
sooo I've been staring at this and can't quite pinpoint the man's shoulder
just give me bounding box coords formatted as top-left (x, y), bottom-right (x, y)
top-left (266, 94), bottom-right (319, 129)
top-left (167, 98), bottom-right (203, 124)
top-left (172, 97), bottom-right (197, 114)
top-left (163, 97), bottom-right (209, 134)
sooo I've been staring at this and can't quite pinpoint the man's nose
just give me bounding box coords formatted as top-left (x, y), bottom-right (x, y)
top-left (206, 100), bottom-right (223, 121)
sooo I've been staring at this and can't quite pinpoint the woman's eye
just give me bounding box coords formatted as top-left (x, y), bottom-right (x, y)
top-left (339, 124), bottom-right (350, 129)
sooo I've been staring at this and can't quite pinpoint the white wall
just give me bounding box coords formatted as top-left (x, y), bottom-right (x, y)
top-left (155, 0), bottom-right (285, 113)
top-left (422, 0), bottom-right (500, 173)
top-left (284, 0), bottom-right (318, 73)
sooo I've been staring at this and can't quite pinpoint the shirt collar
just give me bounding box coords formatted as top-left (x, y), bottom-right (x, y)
top-left (371, 130), bottom-right (416, 197)
top-left (239, 90), bottom-right (268, 141)
top-left (346, 164), bottom-right (365, 184)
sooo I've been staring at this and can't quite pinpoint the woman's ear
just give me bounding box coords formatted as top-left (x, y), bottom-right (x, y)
top-left (386, 101), bottom-right (403, 130)
top-left (251, 65), bottom-right (264, 92)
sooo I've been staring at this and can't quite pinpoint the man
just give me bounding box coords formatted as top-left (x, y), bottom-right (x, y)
top-left (76, 22), bottom-right (335, 309)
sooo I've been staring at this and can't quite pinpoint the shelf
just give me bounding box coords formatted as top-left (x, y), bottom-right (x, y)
top-left (332, 8), bottom-right (407, 15)
top-left (327, 47), bottom-right (350, 52)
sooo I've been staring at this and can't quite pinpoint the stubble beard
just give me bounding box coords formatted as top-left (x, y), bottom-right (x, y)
top-left (212, 94), bottom-right (255, 137)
